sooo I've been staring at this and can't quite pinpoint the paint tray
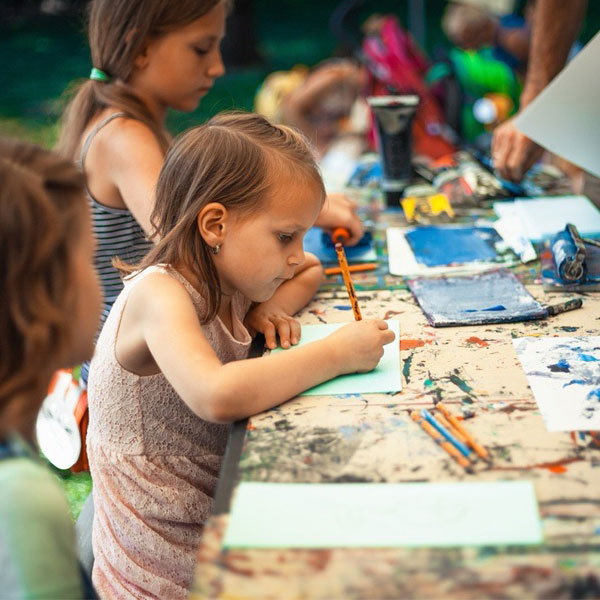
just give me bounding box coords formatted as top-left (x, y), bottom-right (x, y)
top-left (407, 269), bottom-right (548, 327)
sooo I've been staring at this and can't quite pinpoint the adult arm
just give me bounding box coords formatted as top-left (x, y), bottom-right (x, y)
top-left (492, 0), bottom-right (587, 181)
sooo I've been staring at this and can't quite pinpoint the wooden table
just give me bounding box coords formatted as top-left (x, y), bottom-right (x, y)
top-left (190, 202), bottom-right (600, 599)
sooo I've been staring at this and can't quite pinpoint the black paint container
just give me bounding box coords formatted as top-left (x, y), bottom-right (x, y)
top-left (368, 95), bottom-right (419, 207)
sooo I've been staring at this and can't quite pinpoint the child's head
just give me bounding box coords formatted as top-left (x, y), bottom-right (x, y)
top-left (121, 112), bottom-right (326, 321)
top-left (0, 138), bottom-right (102, 438)
top-left (57, 0), bottom-right (229, 158)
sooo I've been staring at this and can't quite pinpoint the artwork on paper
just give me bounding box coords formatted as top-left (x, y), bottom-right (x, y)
top-left (513, 336), bottom-right (600, 432)
top-left (407, 269), bottom-right (547, 327)
top-left (386, 224), bottom-right (522, 277)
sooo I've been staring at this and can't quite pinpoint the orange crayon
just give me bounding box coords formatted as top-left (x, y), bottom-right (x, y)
top-left (410, 411), bottom-right (472, 471)
top-left (436, 402), bottom-right (490, 462)
top-left (324, 262), bottom-right (377, 276)
top-left (335, 242), bottom-right (362, 321)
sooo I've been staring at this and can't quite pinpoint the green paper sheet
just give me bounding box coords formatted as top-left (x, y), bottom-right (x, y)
top-left (223, 481), bottom-right (543, 548)
top-left (271, 320), bottom-right (401, 396)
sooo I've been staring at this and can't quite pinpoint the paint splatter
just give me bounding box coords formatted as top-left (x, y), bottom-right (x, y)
top-left (384, 310), bottom-right (403, 320)
top-left (449, 373), bottom-right (473, 394)
top-left (548, 359), bottom-right (570, 373)
top-left (402, 353), bottom-right (414, 384)
top-left (333, 305), bottom-right (352, 311)
top-left (580, 353), bottom-right (599, 362)
top-left (466, 336), bottom-right (489, 347)
top-left (400, 339), bottom-right (432, 350)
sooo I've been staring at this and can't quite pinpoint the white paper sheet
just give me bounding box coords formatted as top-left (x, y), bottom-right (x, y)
top-left (513, 336), bottom-right (600, 432)
top-left (223, 481), bottom-right (543, 548)
top-left (514, 32), bottom-right (600, 178)
top-left (493, 195), bottom-right (600, 242)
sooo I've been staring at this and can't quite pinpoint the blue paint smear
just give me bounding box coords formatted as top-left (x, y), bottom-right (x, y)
top-left (587, 388), bottom-right (600, 401)
top-left (579, 353), bottom-right (599, 362)
top-left (549, 359), bottom-right (570, 373)
top-left (563, 379), bottom-right (586, 388)
top-left (464, 305), bottom-right (506, 313)
top-left (405, 226), bottom-right (499, 267)
top-left (333, 305), bottom-right (353, 311)
top-left (407, 269), bottom-right (547, 327)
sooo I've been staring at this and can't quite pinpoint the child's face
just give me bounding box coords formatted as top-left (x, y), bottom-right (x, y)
top-left (63, 206), bottom-right (103, 367)
top-left (131, 2), bottom-right (226, 113)
top-left (215, 176), bottom-right (323, 303)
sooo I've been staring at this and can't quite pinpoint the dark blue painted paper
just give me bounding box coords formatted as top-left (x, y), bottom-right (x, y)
top-left (407, 269), bottom-right (548, 327)
top-left (405, 226), bottom-right (500, 267)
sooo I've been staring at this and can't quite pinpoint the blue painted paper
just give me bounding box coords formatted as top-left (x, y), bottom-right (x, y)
top-left (407, 269), bottom-right (548, 327)
top-left (404, 226), bottom-right (500, 267)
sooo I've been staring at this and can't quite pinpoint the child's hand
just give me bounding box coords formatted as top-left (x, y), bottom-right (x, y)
top-left (316, 193), bottom-right (364, 246)
top-left (245, 303), bottom-right (301, 350)
top-left (326, 320), bottom-right (395, 374)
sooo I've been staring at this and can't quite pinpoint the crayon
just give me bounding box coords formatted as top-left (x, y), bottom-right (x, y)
top-left (331, 227), bottom-right (350, 245)
top-left (324, 263), bottom-right (378, 276)
top-left (435, 413), bottom-right (469, 445)
top-left (410, 411), bottom-right (472, 471)
top-left (335, 242), bottom-right (362, 321)
top-left (436, 402), bottom-right (490, 462)
top-left (421, 409), bottom-right (471, 458)
top-left (544, 297), bottom-right (583, 316)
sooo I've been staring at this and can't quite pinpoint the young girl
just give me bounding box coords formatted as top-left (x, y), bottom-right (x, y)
top-left (86, 112), bottom-right (394, 599)
top-left (57, 0), bottom-right (363, 383)
top-left (0, 138), bottom-right (102, 598)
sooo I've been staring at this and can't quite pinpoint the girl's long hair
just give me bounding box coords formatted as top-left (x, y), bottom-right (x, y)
top-left (55, 0), bottom-right (223, 159)
top-left (117, 112), bottom-right (326, 323)
top-left (0, 138), bottom-right (87, 438)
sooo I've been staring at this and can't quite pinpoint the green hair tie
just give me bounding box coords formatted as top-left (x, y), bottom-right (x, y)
top-left (89, 67), bottom-right (111, 82)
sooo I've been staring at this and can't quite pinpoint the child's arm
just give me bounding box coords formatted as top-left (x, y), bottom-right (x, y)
top-left (118, 272), bottom-right (395, 423)
top-left (245, 252), bottom-right (324, 349)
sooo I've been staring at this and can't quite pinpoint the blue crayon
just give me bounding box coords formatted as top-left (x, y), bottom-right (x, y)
top-left (421, 409), bottom-right (472, 458)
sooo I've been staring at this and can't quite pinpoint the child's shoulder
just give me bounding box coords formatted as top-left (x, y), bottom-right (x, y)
top-left (83, 112), bottom-right (161, 161)
top-left (125, 265), bottom-right (199, 317)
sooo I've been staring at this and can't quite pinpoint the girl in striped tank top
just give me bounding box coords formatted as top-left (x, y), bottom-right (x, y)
top-left (56, 0), bottom-right (228, 382)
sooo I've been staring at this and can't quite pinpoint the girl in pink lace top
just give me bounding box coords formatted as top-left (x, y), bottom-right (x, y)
top-left (86, 112), bottom-right (395, 599)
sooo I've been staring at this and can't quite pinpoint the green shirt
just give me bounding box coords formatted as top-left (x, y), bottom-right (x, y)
top-left (0, 434), bottom-right (84, 599)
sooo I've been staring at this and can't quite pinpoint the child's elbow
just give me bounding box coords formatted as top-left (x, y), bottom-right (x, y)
top-left (197, 381), bottom-right (244, 424)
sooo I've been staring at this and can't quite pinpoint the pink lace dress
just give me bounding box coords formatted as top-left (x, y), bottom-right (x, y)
top-left (87, 265), bottom-right (252, 599)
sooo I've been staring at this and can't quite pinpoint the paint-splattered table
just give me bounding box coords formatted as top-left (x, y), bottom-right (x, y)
top-left (190, 275), bottom-right (600, 598)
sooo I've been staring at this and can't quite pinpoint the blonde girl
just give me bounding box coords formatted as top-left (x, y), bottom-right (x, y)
top-left (87, 113), bottom-right (394, 599)
top-left (0, 138), bottom-right (101, 598)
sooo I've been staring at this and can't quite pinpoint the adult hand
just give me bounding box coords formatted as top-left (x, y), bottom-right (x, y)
top-left (316, 192), bottom-right (364, 246)
top-left (491, 117), bottom-right (544, 182)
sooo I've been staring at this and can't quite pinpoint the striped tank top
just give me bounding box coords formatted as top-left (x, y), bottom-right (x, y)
top-left (80, 113), bottom-right (154, 383)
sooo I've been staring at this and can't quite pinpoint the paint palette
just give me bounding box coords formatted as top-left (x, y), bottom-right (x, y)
top-left (407, 269), bottom-right (548, 327)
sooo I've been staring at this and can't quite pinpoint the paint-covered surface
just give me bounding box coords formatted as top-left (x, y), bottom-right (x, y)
top-left (191, 287), bottom-right (600, 599)
top-left (407, 269), bottom-right (548, 327)
top-left (514, 336), bottom-right (600, 431)
top-left (405, 225), bottom-right (500, 267)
